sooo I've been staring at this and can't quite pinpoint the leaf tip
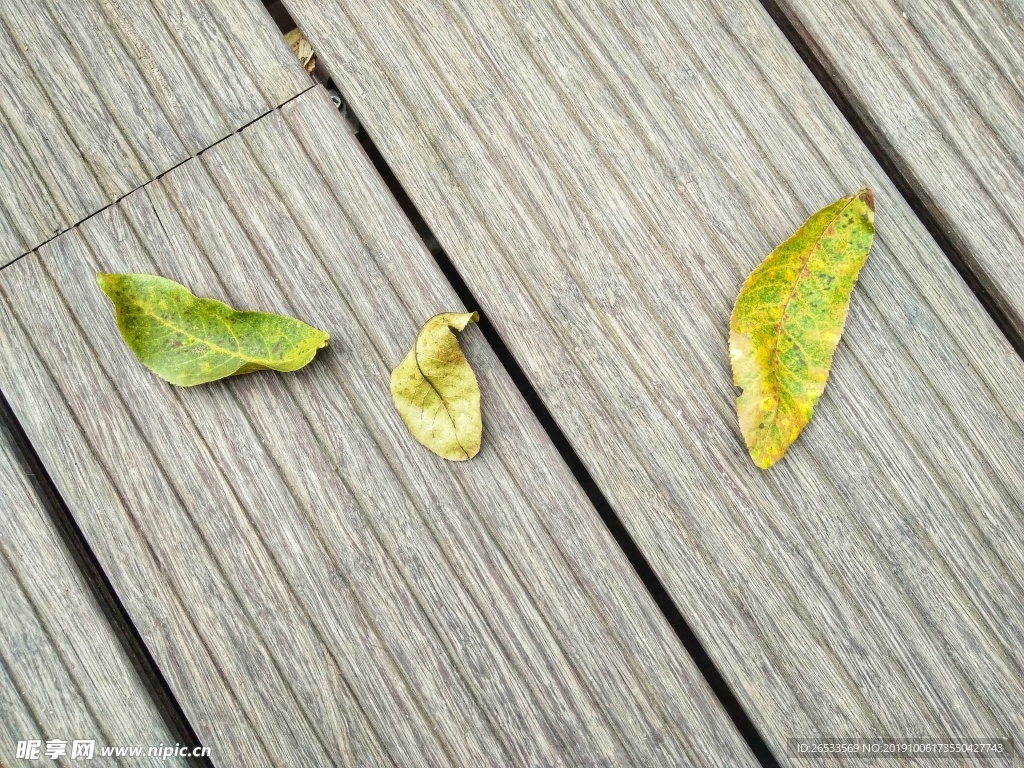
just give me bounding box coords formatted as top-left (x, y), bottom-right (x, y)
top-left (750, 448), bottom-right (777, 471)
top-left (857, 187), bottom-right (875, 212)
top-left (448, 442), bottom-right (481, 462)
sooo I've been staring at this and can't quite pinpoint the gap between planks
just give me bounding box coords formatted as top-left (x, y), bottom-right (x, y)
top-left (0, 388), bottom-right (211, 764)
top-left (260, 2), bottom-right (778, 761)
top-left (271, 0), bottom-right (1024, 762)
top-left (346, 83), bottom-right (782, 768)
top-left (1, 85), bottom-right (761, 766)
top-left (757, 0), bottom-right (1024, 361)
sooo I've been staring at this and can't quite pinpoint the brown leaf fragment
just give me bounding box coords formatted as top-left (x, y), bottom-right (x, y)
top-left (285, 28), bottom-right (316, 75)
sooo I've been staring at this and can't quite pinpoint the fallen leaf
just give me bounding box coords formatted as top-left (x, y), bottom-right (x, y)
top-left (285, 28), bottom-right (316, 75)
top-left (391, 312), bottom-right (482, 461)
top-left (97, 273), bottom-right (329, 387)
top-left (729, 188), bottom-right (875, 469)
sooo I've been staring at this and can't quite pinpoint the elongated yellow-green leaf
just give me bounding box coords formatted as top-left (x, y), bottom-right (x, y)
top-left (97, 273), bottom-right (329, 387)
top-left (729, 188), bottom-right (875, 469)
top-left (391, 312), bottom-right (482, 461)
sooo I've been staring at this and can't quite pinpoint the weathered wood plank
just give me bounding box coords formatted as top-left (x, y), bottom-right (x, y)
top-left (772, 0), bottom-right (1024, 341)
top-left (0, 0), bottom-right (310, 268)
top-left (0, 406), bottom-right (189, 766)
top-left (0, 86), bottom-right (755, 767)
top-left (279, 0), bottom-right (1024, 760)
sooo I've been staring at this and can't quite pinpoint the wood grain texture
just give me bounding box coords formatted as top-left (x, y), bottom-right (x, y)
top-left (0, 407), bottom-right (188, 766)
top-left (0, 86), bottom-right (755, 767)
top-left (773, 0), bottom-right (1024, 341)
top-left (0, 0), bottom-right (310, 268)
top-left (279, 0), bottom-right (1024, 762)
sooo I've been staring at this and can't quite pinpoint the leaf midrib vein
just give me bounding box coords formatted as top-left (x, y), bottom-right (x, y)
top-left (415, 333), bottom-right (469, 459)
top-left (763, 196), bottom-right (856, 432)
top-left (133, 303), bottom-right (284, 367)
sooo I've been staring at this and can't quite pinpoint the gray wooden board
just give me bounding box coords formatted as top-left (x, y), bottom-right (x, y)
top-left (279, 0), bottom-right (1024, 763)
top-left (0, 86), bottom-right (756, 767)
top-left (0, 0), bottom-right (311, 268)
top-left (774, 0), bottom-right (1024, 341)
top-left (0, 407), bottom-right (188, 765)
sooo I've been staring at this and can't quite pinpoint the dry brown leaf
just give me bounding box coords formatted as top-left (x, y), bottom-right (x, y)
top-left (285, 28), bottom-right (316, 75)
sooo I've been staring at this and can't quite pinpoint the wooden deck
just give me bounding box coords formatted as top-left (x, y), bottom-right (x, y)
top-left (0, 405), bottom-right (191, 766)
top-left (0, 1), bottom-right (1021, 766)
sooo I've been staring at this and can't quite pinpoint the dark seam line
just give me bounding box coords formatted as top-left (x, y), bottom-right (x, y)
top-left (0, 389), bottom-right (213, 767)
top-left (757, 0), bottom-right (1024, 361)
top-left (0, 84), bottom-right (316, 275)
top-left (327, 79), bottom-right (780, 768)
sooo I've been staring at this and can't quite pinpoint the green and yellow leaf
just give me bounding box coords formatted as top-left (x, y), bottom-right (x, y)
top-left (97, 273), bottom-right (329, 387)
top-left (729, 188), bottom-right (875, 469)
top-left (391, 312), bottom-right (482, 461)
